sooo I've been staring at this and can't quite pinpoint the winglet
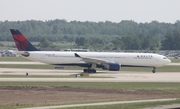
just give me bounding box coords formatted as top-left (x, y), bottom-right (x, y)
top-left (10, 29), bottom-right (39, 51)
top-left (74, 53), bottom-right (81, 57)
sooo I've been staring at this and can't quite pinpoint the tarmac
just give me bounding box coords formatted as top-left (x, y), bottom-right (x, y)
top-left (0, 68), bottom-right (180, 82)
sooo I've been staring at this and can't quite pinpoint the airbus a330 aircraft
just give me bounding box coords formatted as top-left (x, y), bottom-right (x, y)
top-left (10, 29), bottom-right (171, 73)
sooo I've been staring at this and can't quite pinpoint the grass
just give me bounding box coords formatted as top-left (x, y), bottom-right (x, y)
top-left (0, 99), bottom-right (179, 109)
top-left (0, 82), bottom-right (180, 91)
top-left (0, 104), bottom-right (36, 109)
top-left (169, 57), bottom-right (180, 63)
top-left (0, 57), bottom-right (32, 61)
top-left (58, 99), bottom-right (180, 109)
top-left (0, 64), bottom-right (55, 69)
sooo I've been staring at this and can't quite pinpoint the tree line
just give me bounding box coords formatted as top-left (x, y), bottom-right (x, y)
top-left (0, 19), bottom-right (180, 50)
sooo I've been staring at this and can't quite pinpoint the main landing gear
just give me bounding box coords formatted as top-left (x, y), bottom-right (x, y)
top-left (83, 63), bottom-right (97, 73)
top-left (83, 69), bottom-right (96, 73)
top-left (152, 67), bottom-right (156, 73)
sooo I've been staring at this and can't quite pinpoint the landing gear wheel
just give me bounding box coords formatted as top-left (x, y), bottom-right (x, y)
top-left (83, 69), bottom-right (88, 73)
top-left (92, 69), bottom-right (96, 73)
top-left (152, 67), bottom-right (156, 73)
top-left (87, 69), bottom-right (91, 73)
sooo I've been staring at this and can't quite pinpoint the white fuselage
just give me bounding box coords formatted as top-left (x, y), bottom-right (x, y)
top-left (24, 51), bottom-right (171, 68)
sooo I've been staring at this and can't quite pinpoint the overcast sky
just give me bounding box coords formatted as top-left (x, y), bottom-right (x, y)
top-left (0, 0), bottom-right (180, 23)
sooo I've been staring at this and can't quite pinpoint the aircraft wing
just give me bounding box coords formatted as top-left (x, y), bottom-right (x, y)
top-left (74, 53), bottom-right (114, 64)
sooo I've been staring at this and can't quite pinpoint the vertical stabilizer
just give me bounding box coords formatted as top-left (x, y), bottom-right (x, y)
top-left (10, 29), bottom-right (39, 51)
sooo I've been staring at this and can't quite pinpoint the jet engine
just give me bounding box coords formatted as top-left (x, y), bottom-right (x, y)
top-left (102, 63), bottom-right (121, 71)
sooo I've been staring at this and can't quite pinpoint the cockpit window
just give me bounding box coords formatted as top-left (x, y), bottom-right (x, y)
top-left (163, 57), bottom-right (167, 59)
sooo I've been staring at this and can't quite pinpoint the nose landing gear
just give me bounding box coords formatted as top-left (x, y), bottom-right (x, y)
top-left (152, 67), bottom-right (156, 73)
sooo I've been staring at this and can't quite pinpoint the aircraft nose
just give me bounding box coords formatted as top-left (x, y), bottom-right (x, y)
top-left (168, 59), bottom-right (171, 63)
top-left (165, 58), bottom-right (171, 65)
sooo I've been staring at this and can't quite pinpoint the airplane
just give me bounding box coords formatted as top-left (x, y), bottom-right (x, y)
top-left (10, 29), bottom-right (171, 73)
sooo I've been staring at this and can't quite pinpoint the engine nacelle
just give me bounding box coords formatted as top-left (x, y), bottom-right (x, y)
top-left (102, 63), bottom-right (121, 71)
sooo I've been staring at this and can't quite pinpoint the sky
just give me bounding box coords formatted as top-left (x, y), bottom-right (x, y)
top-left (0, 0), bottom-right (180, 23)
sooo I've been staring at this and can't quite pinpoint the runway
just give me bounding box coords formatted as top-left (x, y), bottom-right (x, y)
top-left (0, 68), bottom-right (180, 82)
